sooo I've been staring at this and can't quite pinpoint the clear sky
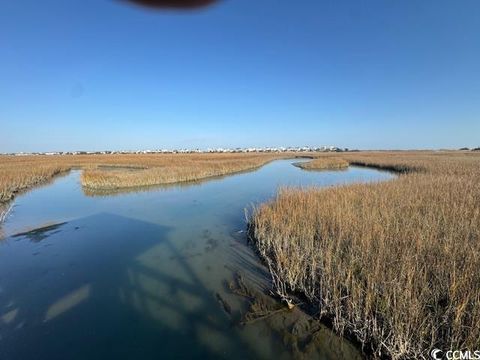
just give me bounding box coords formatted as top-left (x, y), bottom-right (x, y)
top-left (1, 0), bottom-right (479, 152)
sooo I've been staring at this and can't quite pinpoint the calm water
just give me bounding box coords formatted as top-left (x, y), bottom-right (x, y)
top-left (0, 160), bottom-right (394, 360)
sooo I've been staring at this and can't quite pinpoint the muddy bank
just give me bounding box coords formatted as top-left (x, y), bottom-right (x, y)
top-left (225, 272), bottom-right (363, 359)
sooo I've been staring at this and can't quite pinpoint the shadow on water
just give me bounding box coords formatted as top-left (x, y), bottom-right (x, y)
top-left (0, 213), bottom-right (260, 360)
top-left (12, 223), bottom-right (67, 243)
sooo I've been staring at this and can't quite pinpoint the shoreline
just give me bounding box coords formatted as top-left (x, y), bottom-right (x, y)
top-left (248, 152), bottom-right (480, 358)
top-left (79, 157), bottom-right (286, 191)
top-left (0, 153), bottom-right (295, 218)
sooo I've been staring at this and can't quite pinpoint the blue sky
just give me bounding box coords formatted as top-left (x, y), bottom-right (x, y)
top-left (1, 0), bottom-right (479, 152)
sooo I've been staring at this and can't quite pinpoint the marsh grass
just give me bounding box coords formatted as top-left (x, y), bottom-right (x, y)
top-left (294, 157), bottom-right (349, 170)
top-left (0, 153), bottom-right (288, 206)
top-left (250, 151), bottom-right (480, 358)
top-left (80, 154), bottom-right (283, 190)
top-left (0, 162), bottom-right (70, 203)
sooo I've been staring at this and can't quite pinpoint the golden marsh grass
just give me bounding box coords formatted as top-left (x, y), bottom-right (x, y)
top-left (295, 157), bottom-right (349, 170)
top-left (80, 153), bottom-right (284, 190)
top-left (0, 153), bottom-right (288, 204)
top-left (250, 151), bottom-right (480, 358)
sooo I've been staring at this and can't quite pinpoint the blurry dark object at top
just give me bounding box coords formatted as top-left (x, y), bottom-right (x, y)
top-left (125, 0), bottom-right (218, 8)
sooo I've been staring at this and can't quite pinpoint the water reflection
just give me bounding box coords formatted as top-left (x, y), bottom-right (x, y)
top-left (44, 284), bottom-right (91, 322)
top-left (82, 177), bottom-right (209, 197)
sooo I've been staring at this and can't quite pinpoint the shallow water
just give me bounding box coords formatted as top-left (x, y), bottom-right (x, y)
top-left (0, 160), bottom-right (394, 359)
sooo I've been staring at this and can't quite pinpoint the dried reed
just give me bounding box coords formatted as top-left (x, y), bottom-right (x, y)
top-left (250, 151), bottom-right (480, 358)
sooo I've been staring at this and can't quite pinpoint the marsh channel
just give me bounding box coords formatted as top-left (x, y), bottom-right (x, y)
top-left (0, 159), bottom-right (394, 360)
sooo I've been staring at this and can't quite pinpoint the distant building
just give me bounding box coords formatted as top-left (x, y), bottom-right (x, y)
top-left (10, 145), bottom-right (352, 156)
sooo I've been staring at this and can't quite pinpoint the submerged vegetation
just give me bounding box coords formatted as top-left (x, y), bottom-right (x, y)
top-left (250, 151), bottom-right (480, 358)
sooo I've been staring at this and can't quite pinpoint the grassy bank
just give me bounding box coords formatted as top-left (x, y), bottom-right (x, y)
top-left (294, 157), bottom-right (349, 170)
top-left (0, 153), bottom-right (288, 205)
top-left (80, 154), bottom-right (282, 190)
top-left (0, 160), bottom-right (70, 203)
top-left (250, 151), bottom-right (480, 358)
